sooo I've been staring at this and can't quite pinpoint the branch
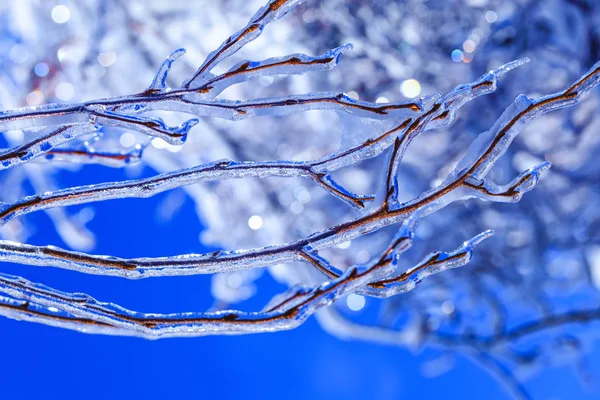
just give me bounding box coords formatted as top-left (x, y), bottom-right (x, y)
top-left (0, 59), bottom-right (524, 225)
top-left (0, 244), bottom-right (395, 337)
top-left (1, 59), bottom-right (594, 278)
top-left (183, 0), bottom-right (308, 88)
top-left (0, 93), bottom-right (420, 141)
top-left (385, 58), bottom-right (530, 210)
top-left (40, 146), bottom-right (144, 168)
top-left (0, 124), bottom-right (98, 170)
top-left (147, 48), bottom-right (186, 92)
top-left (360, 230), bottom-right (493, 298)
top-left (194, 44), bottom-right (353, 97)
top-left (0, 159), bottom-right (372, 227)
top-left (462, 162), bottom-right (551, 203)
top-left (302, 211), bottom-right (491, 298)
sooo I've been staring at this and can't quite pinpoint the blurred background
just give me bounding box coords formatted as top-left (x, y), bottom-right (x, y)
top-left (1, 0), bottom-right (600, 398)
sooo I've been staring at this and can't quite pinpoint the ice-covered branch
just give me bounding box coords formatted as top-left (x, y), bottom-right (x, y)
top-left (384, 59), bottom-right (530, 209)
top-left (0, 124), bottom-right (98, 170)
top-left (0, 93), bottom-right (420, 143)
top-left (40, 147), bottom-right (144, 168)
top-left (0, 242), bottom-right (396, 337)
top-left (360, 231), bottom-right (493, 298)
top-left (300, 211), bottom-right (419, 281)
top-left (195, 44), bottom-right (353, 97)
top-left (0, 28), bottom-right (419, 163)
top-left (147, 48), bottom-right (187, 92)
top-left (0, 160), bottom-right (372, 227)
top-left (183, 0), bottom-right (307, 88)
top-left (0, 59), bottom-right (526, 226)
top-left (462, 162), bottom-right (551, 203)
top-left (1, 60), bottom-right (597, 278)
top-left (448, 61), bottom-right (600, 184)
top-left (301, 217), bottom-right (492, 299)
top-left (0, 213), bottom-right (423, 337)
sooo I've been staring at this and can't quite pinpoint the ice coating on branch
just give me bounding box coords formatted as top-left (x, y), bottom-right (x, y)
top-left (174, 92), bottom-right (421, 121)
top-left (314, 174), bottom-right (375, 209)
top-left (88, 107), bottom-right (199, 145)
top-left (449, 60), bottom-right (600, 183)
top-left (491, 57), bottom-right (530, 80)
top-left (201, 44), bottom-right (353, 97)
top-left (0, 246), bottom-right (394, 337)
top-left (0, 104), bottom-right (90, 131)
top-left (330, 59), bottom-right (526, 179)
top-left (0, 206), bottom-right (484, 337)
top-left (359, 230), bottom-right (493, 298)
top-left (0, 158), bottom-right (379, 226)
top-left (148, 48), bottom-right (187, 92)
top-left (463, 161), bottom-right (552, 203)
top-left (41, 146), bottom-right (144, 168)
top-left (0, 93), bottom-right (412, 144)
top-left (0, 124), bottom-right (98, 170)
top-left (183, 0), bottom-right (307, 88)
